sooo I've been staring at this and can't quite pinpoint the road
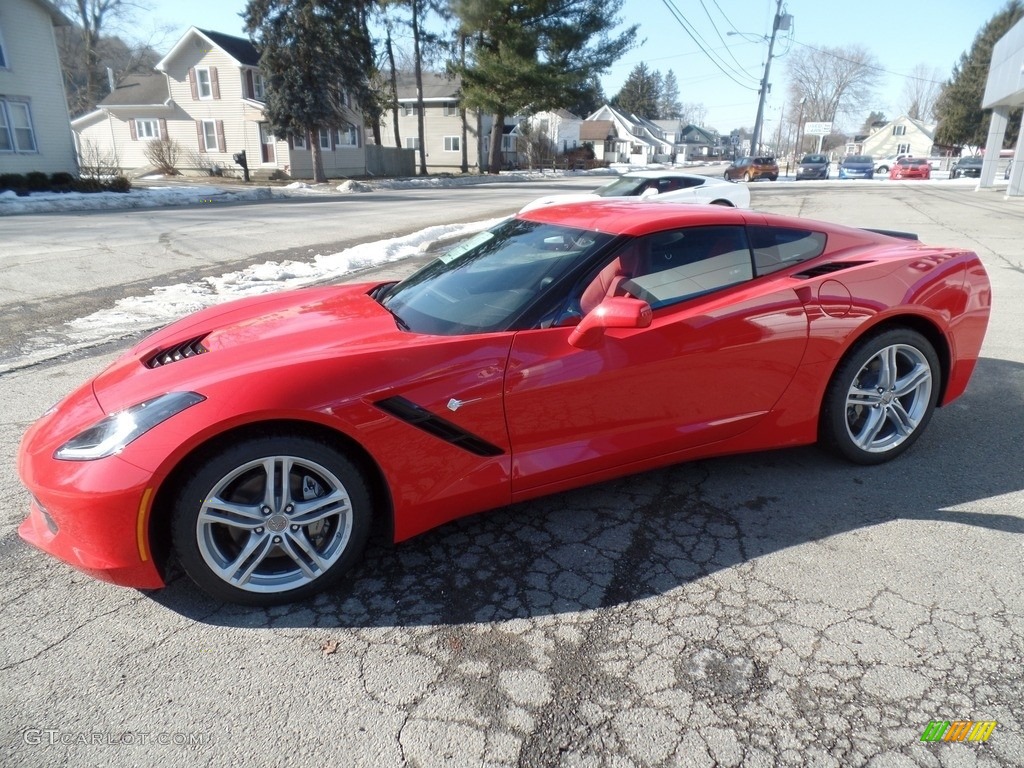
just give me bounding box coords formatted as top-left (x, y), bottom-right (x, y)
top-left (1, 181), bottom-right (1022, 767)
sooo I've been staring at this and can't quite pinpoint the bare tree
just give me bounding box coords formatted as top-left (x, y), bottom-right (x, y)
top-left (900, 64), bottom-right (943, 122)
top-left (55, 0), bottom-right (157, 115)
top-left (786, 44), bottom-right (883, 130)
top-left (679, 102), bottom-right (707, 127)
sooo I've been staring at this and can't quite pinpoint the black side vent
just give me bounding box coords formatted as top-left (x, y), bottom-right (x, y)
top-left (795, 261), bottom-right (873, 279)
top-left (375, 396), bottom-right (504, 457)
top-left (145, 336), bottom-right (209, 368)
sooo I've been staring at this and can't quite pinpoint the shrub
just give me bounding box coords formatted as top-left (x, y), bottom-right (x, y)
top-left (143, 138), bottom-right (182, 175)
top-left (105, 176), bottom-right (132, 193)
top-left (0, 173), bottom-right (27, 191)
top-left (71, 177), bottom-right (105, 193)
top-left (50, 172), bottom-right (75, 193)
top-left (26, 171), bottom-right (50, 190)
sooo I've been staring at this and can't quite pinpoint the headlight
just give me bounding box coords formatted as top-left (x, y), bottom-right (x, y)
top-left (54, 392), bottom-right (205, 461)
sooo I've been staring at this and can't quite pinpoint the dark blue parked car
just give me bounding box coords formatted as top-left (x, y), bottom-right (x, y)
top-left (839, 155), bottom-right (875, 179)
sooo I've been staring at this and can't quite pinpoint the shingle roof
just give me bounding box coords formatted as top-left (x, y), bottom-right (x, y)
top-left (98, 74), bottom-right (169, 107)
top-left (393, 72), bottom-right (462, 100)
top-left (196, 29), bottom-right (261, 67)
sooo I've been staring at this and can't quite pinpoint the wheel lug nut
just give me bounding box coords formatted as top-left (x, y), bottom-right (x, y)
top-left (274, 536), bottom-right (282, 543)
top-left (285, 505), bottom-right (293, 513)
top-left (261, 506), bottom-right (271, 515)
top-left (255, 527), bottom-right (264, 533)
top-left (291, 524), bottom-right (299, 531)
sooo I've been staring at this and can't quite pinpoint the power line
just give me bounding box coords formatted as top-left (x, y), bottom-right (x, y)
top-left (657, 0), bottom-right (759, 91)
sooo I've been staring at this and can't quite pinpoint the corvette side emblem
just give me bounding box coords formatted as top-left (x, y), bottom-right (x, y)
top-left (447, 397), bottom-right (481, 412)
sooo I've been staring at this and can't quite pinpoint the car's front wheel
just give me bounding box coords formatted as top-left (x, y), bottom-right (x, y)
top-left (744, 171), bottom-right (753, 182)
top-left (171, 435), bottom-right (372, 605)
top-left (820, 329), bottom-right (939, 465)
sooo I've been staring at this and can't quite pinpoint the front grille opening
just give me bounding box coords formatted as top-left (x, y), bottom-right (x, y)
top-left (145, 336), bottom-right (209, 368)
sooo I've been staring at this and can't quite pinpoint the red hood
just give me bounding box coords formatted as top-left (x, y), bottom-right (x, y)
top-left (91, 282), bottom-right (407, 412)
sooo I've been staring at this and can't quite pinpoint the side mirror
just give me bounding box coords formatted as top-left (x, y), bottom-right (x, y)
top-left (568, 297), bottom-right (652, 348)
top-left (639, 187), bottom-right (659, 199)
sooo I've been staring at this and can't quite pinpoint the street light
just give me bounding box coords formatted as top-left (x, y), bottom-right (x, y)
top-left (728, 1), bottom-right (791, 156)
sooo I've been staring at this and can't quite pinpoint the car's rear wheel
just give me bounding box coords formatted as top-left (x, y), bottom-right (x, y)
top-left (171, 435), bottom-right (372, 605)
top-left (877, 165), bottom-right (888, 175)
top-left (709, 199), bottom-right (734, 206)
top-left (820, 329), bottom-right (939, 465)
top-left (723, 171), bottom-right (731, 181)
top-left (769, 174), bottom-right (778, 181)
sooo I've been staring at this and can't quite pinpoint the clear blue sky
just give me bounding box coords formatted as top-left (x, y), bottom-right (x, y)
top-left (133, 0), bottom-right (1005, 133)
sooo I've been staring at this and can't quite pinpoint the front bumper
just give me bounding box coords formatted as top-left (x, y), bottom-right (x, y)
top-left (18, 445), bottom-right (165, 590)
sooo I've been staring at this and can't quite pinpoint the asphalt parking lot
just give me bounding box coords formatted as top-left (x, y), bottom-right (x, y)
top-left (1, 182), bottom-right (1022, 767)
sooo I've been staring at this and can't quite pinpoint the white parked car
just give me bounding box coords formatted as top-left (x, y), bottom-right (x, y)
top-left (874, 155), bottom-right (911, 176)
top-left (520, 170), bottom-right (751, 213)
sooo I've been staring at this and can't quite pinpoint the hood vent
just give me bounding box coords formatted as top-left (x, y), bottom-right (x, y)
top-left (795, 261), bottom-right (872, 279)
top-left (145, 336), bottom-right (209, 368)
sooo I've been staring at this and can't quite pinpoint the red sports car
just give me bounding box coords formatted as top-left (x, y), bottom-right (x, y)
top-left (889, 157), bottom-right (932, 180)
top-left (18, 202), bottom-right (991, 605)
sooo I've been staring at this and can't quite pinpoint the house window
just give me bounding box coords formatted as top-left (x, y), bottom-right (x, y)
top-left (335, 126), bottom-right (358, 146)
top-left (892, 125), bottom-right (906, 136)
top-left (501, 135), bottom-right (515, 151)
top-left (135, 119), bottom-right (160, 140)
top-left (0, 26), bottom-right (7, 69)
top-left (405, 137), bottom-right (420, 150)
top-left (201, 120), bottom-right (218, 151)
top-left (0, 100), bottom-right (37, 152)
top-left (318, 128), bottom-right (331, 150)
top-left (443, 103), bottom-right (458, 117)
top-left (444, 136), bottom-right (460, 152)
top-left (896, 143), bottom-right (911, 155)
top-left (252, 73), bottom-right (265, 100)
top-left (402, 104), bottom-right (419, 117)
top-left (196, 67), bottom-right (213, 99)
top-left (292, 132), bottom-right (306, 150)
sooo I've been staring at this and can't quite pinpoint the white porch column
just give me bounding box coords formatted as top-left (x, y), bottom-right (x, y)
top-left (1008, 126), bottom-right (1024, 196)
top-left (979, 107), bottom-right (1009, 188)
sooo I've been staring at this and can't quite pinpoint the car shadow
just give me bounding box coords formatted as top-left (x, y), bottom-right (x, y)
top-left (151, 356), bottom-right (1024, 627)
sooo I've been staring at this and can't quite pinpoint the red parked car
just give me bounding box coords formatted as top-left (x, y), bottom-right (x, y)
top-left (889, 157), bottom-right (931, 179)
top-left (18, 202), bottom-right (991, 605)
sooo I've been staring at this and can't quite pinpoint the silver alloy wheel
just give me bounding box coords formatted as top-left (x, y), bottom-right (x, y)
top-left (196, 455), bottom-right (354, 593)
top-left (844, 343), bottom-right (933, 454)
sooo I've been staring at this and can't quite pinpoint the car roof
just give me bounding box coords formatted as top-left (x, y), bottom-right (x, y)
top-left (620, 170), bottom-right (707, 181)
top-left (516, 199), bottom-right (872, 241)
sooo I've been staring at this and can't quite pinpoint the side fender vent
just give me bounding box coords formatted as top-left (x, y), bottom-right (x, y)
top-left (375, 396), bottom-right (504, 457)
top-left (145, 336), bottom-right (209, 368)
top-left (795, 261), bottom-right (872, 279)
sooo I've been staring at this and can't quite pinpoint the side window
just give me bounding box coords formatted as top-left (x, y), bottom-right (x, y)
top-left (579, 226), bottom-right (753, 313)
top-left (749, 226), bottom-right (827, 276)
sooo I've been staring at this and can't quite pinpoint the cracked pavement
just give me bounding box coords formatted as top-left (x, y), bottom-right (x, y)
top-left (1, 184), bottom-right (1022, 767)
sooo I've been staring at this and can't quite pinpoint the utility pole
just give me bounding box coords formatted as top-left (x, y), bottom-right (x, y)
top-left (749, 0), bottom-right (786, 157)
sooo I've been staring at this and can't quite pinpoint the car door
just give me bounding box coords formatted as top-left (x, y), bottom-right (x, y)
top-left (503, 224), bottom-right (810, 495)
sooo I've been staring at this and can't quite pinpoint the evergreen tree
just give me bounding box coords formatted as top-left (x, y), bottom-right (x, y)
top-left (451, 0), bottom-right (637, 174)
top-left (934, 1), bottom-right (1023, 148)
top-left (245, 0), bottom-right (375, 182)
top-left (660, 69), bottom-right (682, 120)
top-left (613, 62), bottom-right (660, 119)
top-left (566, 75), bottom-right (605, 118)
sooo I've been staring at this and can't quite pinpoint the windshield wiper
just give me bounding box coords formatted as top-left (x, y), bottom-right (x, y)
top-left (382, 304), bottom-right (410, 331)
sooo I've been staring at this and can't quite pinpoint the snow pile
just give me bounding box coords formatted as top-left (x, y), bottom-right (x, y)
top-left (337, 180), bottom-right (372, 193)
top-left (63, 216), bottom-right (507, 345)
top-left (0, 184), bottom-right (273, 215)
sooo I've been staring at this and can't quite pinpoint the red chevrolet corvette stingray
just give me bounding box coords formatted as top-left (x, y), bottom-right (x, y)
top-left (18, 202), bottom-right (991, 605)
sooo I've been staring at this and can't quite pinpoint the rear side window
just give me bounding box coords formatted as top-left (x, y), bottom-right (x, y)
top-left (749, 226), bottom-right (827, 276)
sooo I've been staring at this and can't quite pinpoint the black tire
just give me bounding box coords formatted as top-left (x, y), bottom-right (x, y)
top-left (724, 172), bottom-right (732, 181)
top-left (709, 199), bottom-right (734, 206)
top-left (769, 174), bottom-right (778, 181)
top-left (171, 434), bottom-right (372, 605)
top-left (877, 165), bottom-right (888, 175)
top-left (820, 328), bottom-right (940, 465)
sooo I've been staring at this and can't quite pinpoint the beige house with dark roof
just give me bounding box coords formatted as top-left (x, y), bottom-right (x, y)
top-left (374, 72), bottom-right (501, 173)
top-left (0, 0), bottom-right (77, 175)
top-left (72, 26), bottom-right (366, 179)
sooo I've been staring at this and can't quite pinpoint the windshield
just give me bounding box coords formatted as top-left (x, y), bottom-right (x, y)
top-left (845, 156), bottom-right (872, 164)
top-left (801, 155), bottom-right (827, 164)
top-left (380, 218), bottom-right (614, 335)
top-left (595, 176), bottom-right (649, 197)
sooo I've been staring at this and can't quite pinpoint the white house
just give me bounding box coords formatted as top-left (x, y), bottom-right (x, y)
top-left (0, 0), bottom-right (77, 175)
top-left (585, 105), bottom-right (674, 164)
top-left (860, 116), bottom-right (936, 161)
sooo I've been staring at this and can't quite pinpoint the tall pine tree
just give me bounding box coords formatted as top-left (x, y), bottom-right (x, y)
top-left (612, 63), bottom-right (660, 119)
top-left (451, 0), bottom-right (636, 173)
top-left (245, 0), bottom-right (375, 182)
top-left (934, 0), bottom-right (1023, 148)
